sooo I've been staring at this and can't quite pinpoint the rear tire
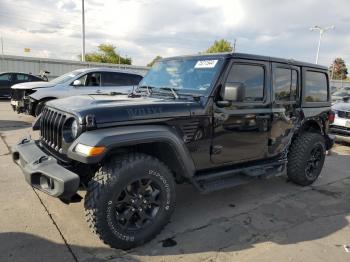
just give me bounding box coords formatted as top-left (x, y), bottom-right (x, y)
top-left (287, 132), bottom-right (326, 186)
top-left (84, 153), bottom-right (176, 250)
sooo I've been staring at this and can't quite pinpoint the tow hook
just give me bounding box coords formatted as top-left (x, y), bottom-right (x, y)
top-left (33, 156), bottom-right (49, 165)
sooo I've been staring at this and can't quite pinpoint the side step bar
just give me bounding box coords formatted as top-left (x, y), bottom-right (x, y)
top-left (192, 160), bottom-right (286, 194)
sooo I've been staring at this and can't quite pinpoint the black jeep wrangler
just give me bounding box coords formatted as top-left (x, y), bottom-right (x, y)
top-left (12, 53), bottom-right (334, 249)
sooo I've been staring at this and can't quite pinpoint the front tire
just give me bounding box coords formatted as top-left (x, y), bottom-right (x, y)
top-left (84, 153), bottom-right (176, 250)
top-left (287, 132), bottom-right (326, 186)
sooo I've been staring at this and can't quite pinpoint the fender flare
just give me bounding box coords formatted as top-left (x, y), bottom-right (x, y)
top-left (67, 125), bottom-right (196, 178)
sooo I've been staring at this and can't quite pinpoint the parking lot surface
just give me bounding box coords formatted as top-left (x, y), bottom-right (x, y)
top-left (1, 100), bottom-right (350, 262)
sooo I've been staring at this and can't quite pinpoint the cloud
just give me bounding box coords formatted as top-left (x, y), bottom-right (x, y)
top-left (0, 0), bottom-right (349, 67)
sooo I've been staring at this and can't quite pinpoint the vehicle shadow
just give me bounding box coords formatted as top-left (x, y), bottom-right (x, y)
top-left (4, 157), bottom-right (350, 261)
top-left (0, 232), bottom-right (139, 262)
top-left (0, 120), bottom-right (32, 131)
top-left (127, 154), bottom-right (350, 256)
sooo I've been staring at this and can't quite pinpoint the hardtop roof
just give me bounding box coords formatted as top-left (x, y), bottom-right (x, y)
top-left (162, 52), bottom-right (327, 70)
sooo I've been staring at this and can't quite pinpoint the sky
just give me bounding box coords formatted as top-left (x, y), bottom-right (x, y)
top-left (0, 0), bottom-right (349, 67)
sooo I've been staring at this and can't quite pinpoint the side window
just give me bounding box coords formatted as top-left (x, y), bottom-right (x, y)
top-left (85, 73), bottom-right (101, 86)
top-left (102, 73), bottom-right (142, 86)
top-left (273, 67), bottom-right (298, 102)
top-left (304, 71), bottom-right (328, 102)
top-left (75, 74), bottom-right (88, 86)
top-left (226, 64), bottom-right (264, 101)
top-left (16, 74), bottom-right (29, 81)
top-left (0, 73), bottom-right (11, 81)
top-left (127, 74), bottom-right (143, 85)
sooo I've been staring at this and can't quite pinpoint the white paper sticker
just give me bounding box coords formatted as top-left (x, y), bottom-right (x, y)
top-left (194, 60), bottom-right (218, 69)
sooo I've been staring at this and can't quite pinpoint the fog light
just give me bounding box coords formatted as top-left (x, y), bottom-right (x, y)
top-left (75, 144), bottom-right (105, 156)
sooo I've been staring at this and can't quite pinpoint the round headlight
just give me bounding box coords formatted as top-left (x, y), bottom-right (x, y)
top-left (71, 119), bottom-right (78, 139)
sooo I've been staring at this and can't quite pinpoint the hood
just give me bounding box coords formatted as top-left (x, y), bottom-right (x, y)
top-left (11, 81), bottom-right (54, 90)
top-left (332, 102), bottom-right (350, 112)
top-left (47, 94), bottom-right (201, 125)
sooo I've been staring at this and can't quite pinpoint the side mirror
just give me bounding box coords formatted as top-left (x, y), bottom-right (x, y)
top-left (72, 80), bottom-right (82, 86)
top-left (217, 82), bottom-right (245, 107)
top-left (342, 96), bottom-right (350, 102)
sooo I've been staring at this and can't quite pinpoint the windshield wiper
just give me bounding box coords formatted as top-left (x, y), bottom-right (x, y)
top-left (90, 91), bottom-right (125, 96)
top-left (159, 87), bottom-right (179, 99)
top-left (137, 85), bottom-right (155, 96)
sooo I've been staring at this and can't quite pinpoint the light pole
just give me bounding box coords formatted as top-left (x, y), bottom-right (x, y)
top-left (310, 25), bottom-right (334, 64)
top-left (81, 0), bottom-right (86, 62)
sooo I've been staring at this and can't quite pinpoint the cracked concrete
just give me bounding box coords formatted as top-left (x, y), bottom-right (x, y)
top-left (1, 100), bottom-right (350, 262)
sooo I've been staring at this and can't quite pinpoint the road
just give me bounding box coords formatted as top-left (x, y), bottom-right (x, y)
top-left (1, 100), bottom-right (350, 262)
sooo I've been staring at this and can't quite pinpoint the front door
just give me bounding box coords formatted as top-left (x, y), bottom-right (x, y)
top-left (71, 72), bottom-right (102, 95)
top-left (211, 59), bottom-right (272, 164)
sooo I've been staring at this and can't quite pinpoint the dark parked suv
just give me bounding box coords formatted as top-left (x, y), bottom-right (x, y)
top-left (12, 53), bottom-right (334, 249)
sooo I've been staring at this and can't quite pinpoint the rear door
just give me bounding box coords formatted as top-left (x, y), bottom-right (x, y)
top-left (211, 59), bottom-right (272, 164)
top-left (268, 63), bottom-right (300, 157)
top-left (0, 73), bottom-right (13, 97)
top-left (101, 72), bottom-right (142, 93)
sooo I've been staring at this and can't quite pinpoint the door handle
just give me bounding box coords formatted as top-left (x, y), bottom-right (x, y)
top-left (96, 89), bottom-right (102, 93)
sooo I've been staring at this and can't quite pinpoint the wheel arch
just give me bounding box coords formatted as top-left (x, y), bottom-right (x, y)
top-left (68, 125), bottom-right (196, 179)
top-left (299, 119), bottom-right (324, 135)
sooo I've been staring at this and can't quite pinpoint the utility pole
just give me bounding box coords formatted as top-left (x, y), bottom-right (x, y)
top-left (310, 25), bottom-right (334, 64)
top-left (0, 35), bottom-right (3, 56)
top-left (81, 0), bottom-right (86, 62)
top-left (233, 38), bottom-right (237, 52)
top-left (0, 34), bottom-right (3, 72)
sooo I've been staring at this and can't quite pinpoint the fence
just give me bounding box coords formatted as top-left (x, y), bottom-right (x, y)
top-left (330, 79), bottom-right (350, 90)
top-left (0, 55), bottom-right (149, 80)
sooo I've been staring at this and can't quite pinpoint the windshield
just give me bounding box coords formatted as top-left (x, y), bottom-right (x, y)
top-left (139, 57), bottom-right (224, 95)
top-left (49, 70), bottom-right (83, 85)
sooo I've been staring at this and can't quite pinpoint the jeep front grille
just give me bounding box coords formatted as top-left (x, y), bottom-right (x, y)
top-left (40, 107), bottom-right (67, 152)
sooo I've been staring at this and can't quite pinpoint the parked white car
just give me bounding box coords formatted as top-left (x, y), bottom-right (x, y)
top-left (11, 68), bottom-right (144, 116)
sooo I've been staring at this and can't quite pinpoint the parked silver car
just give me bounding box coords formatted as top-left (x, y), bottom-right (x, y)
top-left (330, 97), bottom-right (350, 143)
top-left (11, 68), bottom-right (144, 116)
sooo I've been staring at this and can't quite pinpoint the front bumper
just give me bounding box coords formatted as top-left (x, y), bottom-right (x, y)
top-left (330, 125), bottom-right (350, 143)
top-left (12, 138), bottom-right (80, 198)
top-left (10, 98), bottom-right (30, 113)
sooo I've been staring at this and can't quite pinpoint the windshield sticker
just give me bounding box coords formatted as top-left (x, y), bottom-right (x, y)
top-left (194, 60), bottom-right (218, 69)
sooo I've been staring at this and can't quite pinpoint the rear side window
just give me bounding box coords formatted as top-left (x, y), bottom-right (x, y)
top-left (16, 74), bottom-right (29, 81)
top-left (304, 71), bottom-right (328, 102)
top-left (226, 64), bottom-right (264, 101)
top-left (273, 68), bottom-right (298, 101)
top-left (102, 72), bottom-right (142, 86)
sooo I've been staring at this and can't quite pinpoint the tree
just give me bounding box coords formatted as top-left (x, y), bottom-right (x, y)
top-left (205, 39), bottom-right (233, 54)
top-left (329, 58), bottom-right (348, 80)
top-left (147, 55), bottom-right (162, 67)
top-left (82, 44), bottom-right (132, 65)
